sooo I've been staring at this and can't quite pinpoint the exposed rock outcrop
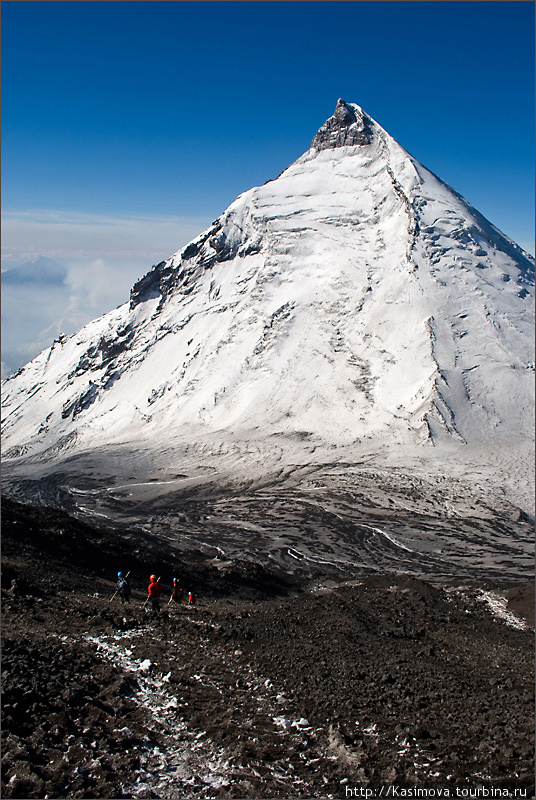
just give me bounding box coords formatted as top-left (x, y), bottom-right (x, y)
top-left (311, 98), bottom-right (374, 150)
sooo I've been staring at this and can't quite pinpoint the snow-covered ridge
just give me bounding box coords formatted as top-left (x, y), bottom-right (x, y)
top-left (1, 100), bottom-right (534, 515)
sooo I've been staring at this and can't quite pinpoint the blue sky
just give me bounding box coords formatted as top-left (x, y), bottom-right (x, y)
top-left (1, 1), bottom-right (534, 375)
top-left (2, 1), bottom-right (535, 248)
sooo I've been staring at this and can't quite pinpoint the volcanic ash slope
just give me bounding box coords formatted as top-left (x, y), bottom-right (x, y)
top-left (2, 100), bottom-right (534, 521)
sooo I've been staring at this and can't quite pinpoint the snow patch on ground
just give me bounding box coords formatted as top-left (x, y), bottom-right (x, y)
top-left (444, 587), bottom-right (530, 631)
top-left (81, 630), bottom-right (235, 795)
top-left (476, 590), bottom-right (530, 631)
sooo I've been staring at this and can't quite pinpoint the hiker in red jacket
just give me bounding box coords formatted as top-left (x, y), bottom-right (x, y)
top-left (148, 575), bottom-right (162, 616)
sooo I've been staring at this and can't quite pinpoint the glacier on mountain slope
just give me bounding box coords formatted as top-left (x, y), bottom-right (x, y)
top-left (2, 100), bottom-right (534, 519)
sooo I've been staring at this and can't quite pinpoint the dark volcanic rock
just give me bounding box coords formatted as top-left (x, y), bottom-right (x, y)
top-left (311, 98), bottom-right (374, 150)
top-left (129, 224), bottom-right (225, 312)
top-left (1, 499), bottom-right (534, 798)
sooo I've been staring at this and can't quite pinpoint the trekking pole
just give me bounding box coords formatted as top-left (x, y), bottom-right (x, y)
top-left (143, 576), bottom-right (161, 608)
top-left (109, 571), bottom-right (130, 603)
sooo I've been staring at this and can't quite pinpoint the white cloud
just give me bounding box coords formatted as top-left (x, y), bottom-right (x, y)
top-left (1, 208), bottom-right (213, 269)
top-left (1, 209), bottom-right (213, 376)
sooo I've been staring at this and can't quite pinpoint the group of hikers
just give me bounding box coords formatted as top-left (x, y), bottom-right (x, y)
top-left (114, 572), bottom-right (197, 616)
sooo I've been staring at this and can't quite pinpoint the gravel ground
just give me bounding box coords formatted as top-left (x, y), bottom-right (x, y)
top-left (2, 498), bottom-right (534, 799)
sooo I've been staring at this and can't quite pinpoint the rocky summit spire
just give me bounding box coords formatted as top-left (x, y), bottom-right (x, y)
top-left (311, 98), bottom-right (373, 151)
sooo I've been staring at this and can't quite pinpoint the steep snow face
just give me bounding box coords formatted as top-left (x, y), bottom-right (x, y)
top-left (2, 101), bottom-right (534, 506)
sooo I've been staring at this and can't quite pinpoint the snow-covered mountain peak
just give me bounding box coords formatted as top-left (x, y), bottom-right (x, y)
top-left (2, 101), bottom-right (534, 519)
top-left (2, 255), bottom-right (67, 286)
